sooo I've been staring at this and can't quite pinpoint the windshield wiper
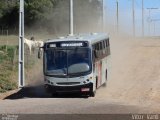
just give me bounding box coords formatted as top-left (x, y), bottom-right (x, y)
top-left (47, 72), bottom-right (67, 76)
top-left (68, 72), bottom-right (86, 76)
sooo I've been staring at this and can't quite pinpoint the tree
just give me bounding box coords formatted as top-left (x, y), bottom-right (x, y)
top-left (24, 0), bottom-right (57, 26)
top-left (0, 0), bottom-right (101, 34)
top-left (0, 0), bottom-right (19, 33)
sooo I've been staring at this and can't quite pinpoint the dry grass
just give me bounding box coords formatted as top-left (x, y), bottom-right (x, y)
top-left (0, 35), bottom-right (18, 45)
top-left (0, 35), bottom-right (43, 93)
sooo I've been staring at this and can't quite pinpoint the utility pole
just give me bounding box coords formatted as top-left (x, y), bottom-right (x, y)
top-left (142, 0), bottom-right (144, 36)
top-left (69, 0), bottom-right (74, 35)
top-left (153, 21), bottom-right (155, 36)
top-left (150, 19), bottom-right (160, 36)
top-left (102, 0), bottom-right (104, 32)
top-left (116, 0), bottom-right (119, 34)
top-left (147, 8), bottom-right (151, 36)
top-left (147, 8), bottom-right (159, 36)
top-left (104, 0), bottom-right (107, 32)
top-left (132, 0), bottom-right (135, 37)
top-left (18, 0), bottom-right (25, 87)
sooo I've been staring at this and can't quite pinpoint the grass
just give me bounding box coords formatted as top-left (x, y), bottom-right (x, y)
top-left (0, 35), bottom-right (18, 45)
top-left (0, 62), bottom-right (17, 93)
top-left (0, 35), bottom-right (39, 93)
top-left (0, 44), bottom-right (18, 93)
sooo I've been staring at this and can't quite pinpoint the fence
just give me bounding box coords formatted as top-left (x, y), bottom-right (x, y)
top-left (0, 30), bottom-right (8, 36)
top-left (0, 43), bottom-right (40, 92)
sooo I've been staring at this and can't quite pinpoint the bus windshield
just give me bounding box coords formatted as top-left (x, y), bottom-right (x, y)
top-left (45, 48), bottom-right (91, 77)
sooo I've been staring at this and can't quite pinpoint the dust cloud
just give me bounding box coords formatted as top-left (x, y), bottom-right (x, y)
top-left (24, 0), bottom-right (160, 112)
top-left (94, 36), bottom-right (160, 112)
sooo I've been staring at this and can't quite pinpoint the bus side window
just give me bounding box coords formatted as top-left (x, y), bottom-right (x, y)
top-left (105, 39), bottom-right (108, 47)
top-left (92, 45), bottom-right (95, 60)
top-left (107, 39), bottom-right (110, 55)
top-left (93, 44), bottom-right (97, 61)
top-left (105, 39), bottom-right (108, 56)
top-left (96, 43), bottom-right (100, 58)
top-left (99, 42), bottom-right (103, 57)
top-left (92, 46), bottom-right (96, 72)
top-left (102, 40), bottom-right (106, 55)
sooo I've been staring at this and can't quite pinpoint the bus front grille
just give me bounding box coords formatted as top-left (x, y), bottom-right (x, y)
top-left (57, 82), bottom-right (80, 85)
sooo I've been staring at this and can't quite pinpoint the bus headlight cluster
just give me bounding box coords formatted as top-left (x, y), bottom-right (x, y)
top-left (83, 79), bottom-right (90, 84)
top-left (45, 79), bottom-right (54, 85)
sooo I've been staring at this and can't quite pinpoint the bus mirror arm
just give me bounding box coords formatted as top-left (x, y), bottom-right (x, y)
top-left (38, 47), bottom-right (44, 59)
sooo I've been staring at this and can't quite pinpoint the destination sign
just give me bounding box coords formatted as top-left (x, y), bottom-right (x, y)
top-left (61, 43), bottom-right (83, 47)
top-left (49, 44), bottom-right (56, 48)
top-left (46, 41), bottom-right (88, 48)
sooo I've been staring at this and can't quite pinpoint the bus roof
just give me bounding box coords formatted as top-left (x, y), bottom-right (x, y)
top-left (45, 33), bottom-right (109, 45)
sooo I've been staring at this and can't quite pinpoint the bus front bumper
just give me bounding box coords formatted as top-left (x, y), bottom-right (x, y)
top-left (45, 82), bottom-right (93, 94)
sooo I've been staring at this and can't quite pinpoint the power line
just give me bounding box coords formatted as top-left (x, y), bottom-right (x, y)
top-left (132, 0), bottom-right (135, 37)
top-left (116, 0), bottom-right (119, 33)
top-left (146, 8), bottom-right (159, 36)
top-left (142, 0), bottom-right (144, 36)
top-left (69, 0), bottom-right (73, 35)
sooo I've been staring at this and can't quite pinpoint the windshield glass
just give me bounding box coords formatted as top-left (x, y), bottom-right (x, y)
top-left (46, 50), bottom-right (67, 75)
top-left (45, 48), bottom-right (91, 76)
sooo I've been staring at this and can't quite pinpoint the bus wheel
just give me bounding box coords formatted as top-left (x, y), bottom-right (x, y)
top-left (102, 70), bottom-right (107, 87)
top-left (90, 91), bottom-right (96, 97)
top-left (51, 92), bottom-right (58, 97)
top-left (96, 76), bottom-right (98, 89)
top-left (105, 69), bottom-right (107, 81)
top-left (102, 82), bottom-right (107, 87)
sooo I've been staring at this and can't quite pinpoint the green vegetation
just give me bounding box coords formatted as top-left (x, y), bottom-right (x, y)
top-left (0, 0), bottom-right (101, 34)
top-left (0, 45), bottom-right (18, 93)
top-left (0, 44), bottom-right (38, 93)
top-left (0, 0), bottom-right (102, 93)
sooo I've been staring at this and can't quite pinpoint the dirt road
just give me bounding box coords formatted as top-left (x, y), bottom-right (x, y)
top-left (105, 36), bottom-right (160, 112)
top-left (0, 36), bottom-right (160, 114)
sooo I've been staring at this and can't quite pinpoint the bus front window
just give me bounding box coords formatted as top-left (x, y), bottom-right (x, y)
top-left (68, 48), bottom-right (91, 75)
top-left (46, 50), bottom-right (67, 76)
top-left (45, 48), bottom-right (91, 76)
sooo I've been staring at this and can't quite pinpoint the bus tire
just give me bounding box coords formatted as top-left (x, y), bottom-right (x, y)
top-left (90, 91), bottom-right (96, 97)
top-left (102, 82), bottom-right (107, 87)
top-left (102, 69), bottom-right (107, 87)
top-left (51, 92), bottom-right (58, 97)
top-left (96, 76), bottom-right (98, 89)
top-left (105, 69), bottom-right (107, 81)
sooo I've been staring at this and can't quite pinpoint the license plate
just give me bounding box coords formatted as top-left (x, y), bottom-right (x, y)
top-left (81, 88), bottom-right (90, 92)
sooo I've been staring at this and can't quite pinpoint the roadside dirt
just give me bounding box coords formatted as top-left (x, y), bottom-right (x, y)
top-left (21, 36), bottom-right (160, 113)
top-left (96, 36), bottom-right (160, 112)
top-left (0, 89), bottom-right (20, 100)
top-left (1, 36), bottom-right (160, 113)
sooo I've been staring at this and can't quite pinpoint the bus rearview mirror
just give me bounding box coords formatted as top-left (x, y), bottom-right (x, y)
top-left (38, 47), bottom-right (43, 59)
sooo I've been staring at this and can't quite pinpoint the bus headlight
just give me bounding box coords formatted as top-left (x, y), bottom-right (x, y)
top-left (47, 80), bottom-right (51, 84)
top-left (45, 79), bottom-right (51, 84)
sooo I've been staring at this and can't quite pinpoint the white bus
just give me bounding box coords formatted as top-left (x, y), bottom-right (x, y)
top-left (38, 33), bottom-right (110, 97)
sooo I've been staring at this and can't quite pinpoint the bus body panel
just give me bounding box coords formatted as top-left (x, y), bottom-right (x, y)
top-left (44, 74), bottom-right (95, 93)
top-left (41, 33), bottom-right (110, 96)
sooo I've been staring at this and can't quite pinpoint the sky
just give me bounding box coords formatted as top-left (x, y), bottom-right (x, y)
top-left (103, 0), bottom-right (160, 36)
